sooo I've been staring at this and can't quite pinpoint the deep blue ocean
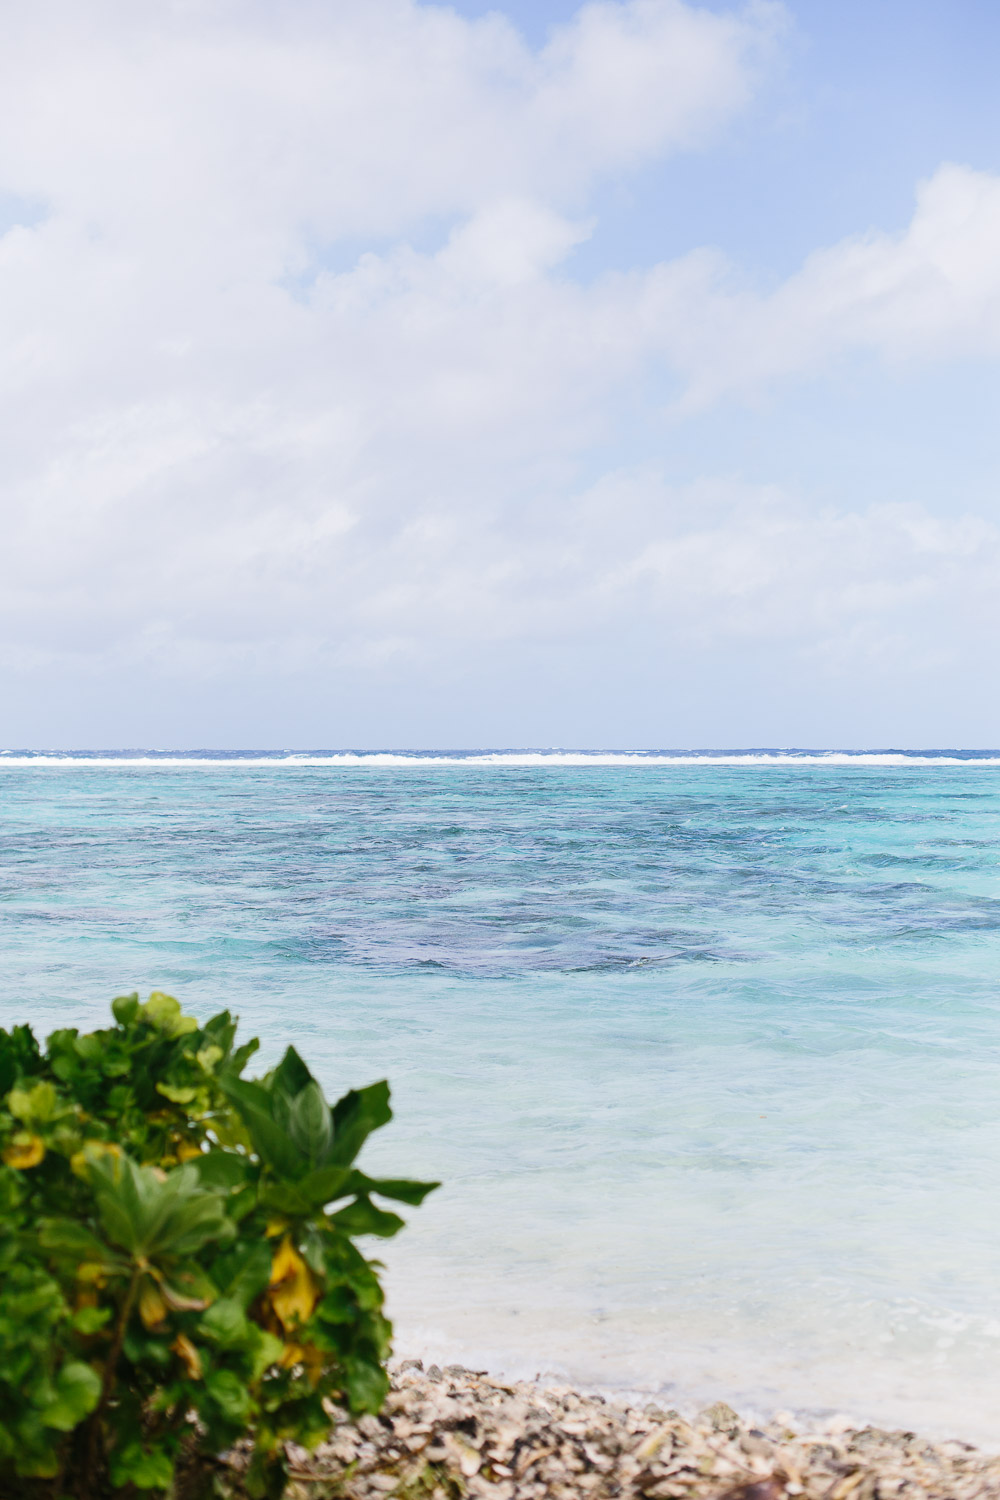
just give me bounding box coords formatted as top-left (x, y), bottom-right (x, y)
top-left (3, 750), bottom-right (1000, 1440)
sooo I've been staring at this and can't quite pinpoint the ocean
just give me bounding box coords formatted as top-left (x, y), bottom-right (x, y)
top-left (2, 750), bottom-right (1000, 1441)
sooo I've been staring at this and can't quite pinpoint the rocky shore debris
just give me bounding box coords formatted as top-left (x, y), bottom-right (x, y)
top-left (272, 1362), bottom-right (1000, 1500)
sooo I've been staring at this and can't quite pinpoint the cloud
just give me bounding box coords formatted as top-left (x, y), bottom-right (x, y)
top-left (4, 0), bottom-right (1000, 739)
top-left (0, 0), bottom-right (780, 679)
top-left (589, 476), bottom-right (1000, 670)
top-left (670, 164), bottom-right (1000, 406)
top-left (0, 0), bottom-right (779, 244)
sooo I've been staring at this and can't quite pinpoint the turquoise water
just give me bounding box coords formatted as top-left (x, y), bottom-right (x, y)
top-left (2, 754), bottom-right (1000, 1439)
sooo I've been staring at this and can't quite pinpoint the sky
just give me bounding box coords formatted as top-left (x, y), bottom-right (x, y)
top-left (3, 0), bottom-right (1000, 748)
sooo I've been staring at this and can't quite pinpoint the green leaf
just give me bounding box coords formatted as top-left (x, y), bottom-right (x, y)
top-left (227, 1184), bottom-right (258, 1223)
top-left (327, 1081), bottom-right (392, 1168)
top-left (211, 1239), bottom-right (272, 1309)
top-left (202, 1009), bottom-right (237, 1044)
top-left (142, 992), bottom-right (198, 1038)
top-left (71, 1305), bottom-right (112, 1335)
top-left (246, 1325), bottom-right (285, 1382)
top-left (38, 1217), bottom-right (124, 1271)
top-left (256, 1180), bottom-right (313, 1217)
top-left (331, 1196), bottom-right (405, 1238)
top-left (347, 1171), bottom-right (439, 1206)
top-left (206, 1368), bottom-right (252, 1423)
top-left (245, 1447), bottom-right (289, 1500)
top-left (110, 1441), bottom-right (175, 1491)
top-left (0, 1024), bottom-right (42, 1097)
top-left (41, 1360), bottom-right (101, 1431)
top-left (295, 1164), bottom-right (352, 1210)
top-left (316, 1285), bottom-right (357, 1323)
top-left (289, 1079), bottom-right (333, 1166)
top-left (73, 1033), bottom-right (105, 1063)
top-left (256, 1160), bottom-right (418, 1220)
top-left (343, 1356), bottom-right (390, 1414)
top-left (193, 1149), bottom-right (252, 1191)
top-left (199, 1297), bottom-right (249, 1348)
top-left (89, 1154), bottom-right (234, 1259)
top-left (111, 993), bottom-right (141, 1026)
top-left (219, 1076), bottom-right (307, 1179)
top-left (196, 1043), bottom-right (224, 1072)
top-left (270, 1046), bottom-right (313, 1102)
top-left (7, 1080), bottom-right (60, 1125)
top-left (227, 1038), bottom-right (261, 1077)
top-left (299, 1227), bottom-right (327, 1278)
top-left (5, 1432), bottom-right (61, 1480)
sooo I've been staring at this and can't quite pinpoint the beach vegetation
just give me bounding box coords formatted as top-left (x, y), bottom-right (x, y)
top-left (0, 993), bottom-right (436, 1499)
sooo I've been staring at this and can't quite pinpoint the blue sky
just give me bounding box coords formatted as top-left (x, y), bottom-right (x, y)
top-left (452, 0), bottom-right (1000, 272)
top-left (2, 0), bottom-right (1000, 746)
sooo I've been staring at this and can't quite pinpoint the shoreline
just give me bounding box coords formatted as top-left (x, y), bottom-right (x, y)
top-left (270, 1362), bottom-right (1000, 1499)
top-left (384, 1315), bottom-right (1000, 1451)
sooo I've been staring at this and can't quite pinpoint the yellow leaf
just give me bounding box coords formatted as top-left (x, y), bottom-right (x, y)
top-left (76, 1263), bottom-right (109, 1288)
top-left (301, 1342), bottom-right (325, 1385)
top-left (277, 1339), bottom-right (326, 1385)
top-left (160, 1279), bottom-right (210, 1313)
top-left (2, 1133), bottom-right (45, 1169)
top-left (176, 1138), bottom-right (203, 1163)
top-left (70, 1141), bottom-right (120, 1179)
top-left (270, 1235), bottom-right (303, 1283)
top-left (268, 1236), bottom-right (320, 1332)
top-left (171, 1333), bottom-right (203, 1380)
top-left (156, 1083), bottom-right (197, 1104)
top-left (138, 1279), bottom-right (167, 1329)
top-left (265, 1217), bottom-right (289, 1238)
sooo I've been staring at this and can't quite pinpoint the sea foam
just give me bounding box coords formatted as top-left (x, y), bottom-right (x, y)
top-left (2, 749), bottom-right (1000, 767)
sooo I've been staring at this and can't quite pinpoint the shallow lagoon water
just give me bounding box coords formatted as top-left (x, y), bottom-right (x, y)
top-left (2, 755), bottom-right (1000, 1440)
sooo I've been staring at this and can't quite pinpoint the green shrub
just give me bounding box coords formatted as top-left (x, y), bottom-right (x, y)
top-left (0, 993), bottom-right (437, 1500)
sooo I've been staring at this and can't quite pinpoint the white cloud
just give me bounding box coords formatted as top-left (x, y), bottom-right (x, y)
top-left (670, 164), bottom-right (1000, 406)
top-left (4, 0), bottom-right (1000, 738)
top-left (0, 0), bottom-right (778, 244)
top-left (589, 476), bottom-right (1000, 668)
top-left (0, 0), bottom-right (780, 684)
top-left (437, 200), bottom-right (592, 287)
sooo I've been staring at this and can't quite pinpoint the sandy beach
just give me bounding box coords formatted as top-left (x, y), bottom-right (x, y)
top-left (260, 1362), bottom-right (1000, 1500)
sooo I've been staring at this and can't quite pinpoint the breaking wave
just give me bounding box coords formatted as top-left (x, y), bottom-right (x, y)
top-left (1, 749), bottom-right (1000, 768)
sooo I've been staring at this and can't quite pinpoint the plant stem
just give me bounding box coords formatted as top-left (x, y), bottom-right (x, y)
top-left (83, 1265), bottom-right (142, 1496)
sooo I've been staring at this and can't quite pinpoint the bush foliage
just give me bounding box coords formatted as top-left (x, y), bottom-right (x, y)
top-left (0, 993), bottom-right (437, 1500)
